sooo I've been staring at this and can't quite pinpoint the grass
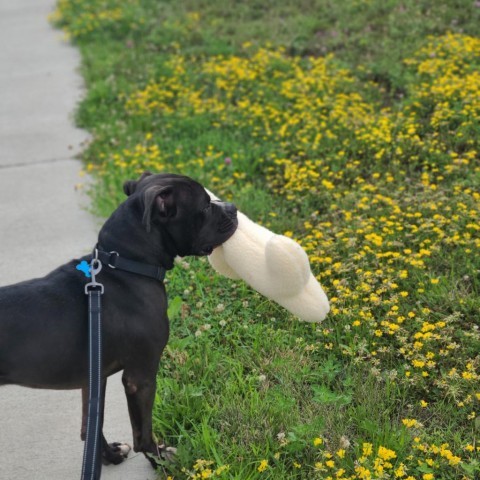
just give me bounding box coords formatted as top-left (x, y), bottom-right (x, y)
top-left (52, 0), bottom-right (480, 478)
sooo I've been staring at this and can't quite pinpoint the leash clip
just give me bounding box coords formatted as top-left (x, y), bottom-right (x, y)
top-left (85, 249), bottom-right (104, 295)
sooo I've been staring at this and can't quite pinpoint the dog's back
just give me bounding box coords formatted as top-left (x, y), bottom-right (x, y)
top-left (0, 261), bottom-right (89, 389)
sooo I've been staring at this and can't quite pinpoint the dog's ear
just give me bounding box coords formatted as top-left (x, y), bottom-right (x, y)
top-left (143, 185), bottom-right (176, 232)
top-left (123, 171), bottom-right (153, 196)
top-left (123, 180), bottom-right (138, 197)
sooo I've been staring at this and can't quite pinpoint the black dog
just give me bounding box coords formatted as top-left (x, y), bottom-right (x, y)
top-left (0, 172), bottom-right (237, 469)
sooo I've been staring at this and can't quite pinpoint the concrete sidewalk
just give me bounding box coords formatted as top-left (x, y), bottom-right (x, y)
top-left (0, 1), bottom-right (155, 478)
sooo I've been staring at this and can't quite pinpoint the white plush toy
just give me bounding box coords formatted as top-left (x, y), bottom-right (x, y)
top-left (206, 190), bottom-right (330, 323)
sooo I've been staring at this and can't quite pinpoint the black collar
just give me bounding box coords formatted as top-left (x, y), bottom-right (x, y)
top-left (95, 247), bottom-right (166, 282)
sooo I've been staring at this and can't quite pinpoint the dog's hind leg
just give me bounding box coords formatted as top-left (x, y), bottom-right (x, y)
top-left (80, 383), bottom-right (101, 441)
top-left (0, 370), bottom-right (12, 386)
top-left (81, 386), bottom-right (88, 441)
top-left (81, 380), bottom-right (131, 465)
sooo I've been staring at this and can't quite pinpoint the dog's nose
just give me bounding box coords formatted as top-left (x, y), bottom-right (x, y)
top-left (224, 202), bottom-right (237, 217)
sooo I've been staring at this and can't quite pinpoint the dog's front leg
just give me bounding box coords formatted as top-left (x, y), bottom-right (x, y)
top-left (122, 371), bottom-right (157, 454)
top-left (121, 369), bottom-right (176, 468)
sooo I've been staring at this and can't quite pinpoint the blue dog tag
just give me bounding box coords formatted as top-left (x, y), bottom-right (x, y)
top-left (76, 260), bottom-right (91, 278)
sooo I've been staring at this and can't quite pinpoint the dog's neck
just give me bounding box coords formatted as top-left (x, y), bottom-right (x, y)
top-left (97, 198), bottom-right (176, 270)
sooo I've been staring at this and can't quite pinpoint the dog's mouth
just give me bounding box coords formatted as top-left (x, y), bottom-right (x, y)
top-left (200, 233), bottom-right (233, 256)
top-left (201, 246), bottom-right (215, 256)
top-left (199, 219), bottom-right (238, 256)
top-left (195, 201), bottom-right (238, 256)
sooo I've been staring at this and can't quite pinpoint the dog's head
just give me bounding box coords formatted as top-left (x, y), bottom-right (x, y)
top-left (123, 172), bottom-right (238, 257)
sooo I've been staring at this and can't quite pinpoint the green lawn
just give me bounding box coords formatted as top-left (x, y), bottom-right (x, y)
top-left (53, 1), bottom-right (479, 478)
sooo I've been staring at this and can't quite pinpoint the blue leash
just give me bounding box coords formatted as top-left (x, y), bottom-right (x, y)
top-left (81, 255), bottom-right (104, 480)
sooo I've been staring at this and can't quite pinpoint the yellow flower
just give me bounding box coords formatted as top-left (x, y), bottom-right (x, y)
top-left (355, 465), bottom-right (372, 479)
top-left (362, 443), bottom-right (373, 457)
top-left (257, 459), bottom-right (268, 472)
top-left (377, 446), bottom-right (397, 461)
top-left (402, 418), bottom-right (419, 428)
top-left (215, 465), bottom-right (229, 475)
top-left (313, 437), bottom-right (323, 446)
top-left (394, 464), bottom-right (406, 478)
top-left (412, 360), bottom-right (425, 368)
top-left (322, 179), bottom-right (335, 190)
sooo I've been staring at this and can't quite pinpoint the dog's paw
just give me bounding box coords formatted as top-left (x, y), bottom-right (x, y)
top-left (158, 444), bottom-right (177, 462)
top-left (145, 444), bottom-right (177, 469)
top-left (102, 442), bottom-right (131, 465)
